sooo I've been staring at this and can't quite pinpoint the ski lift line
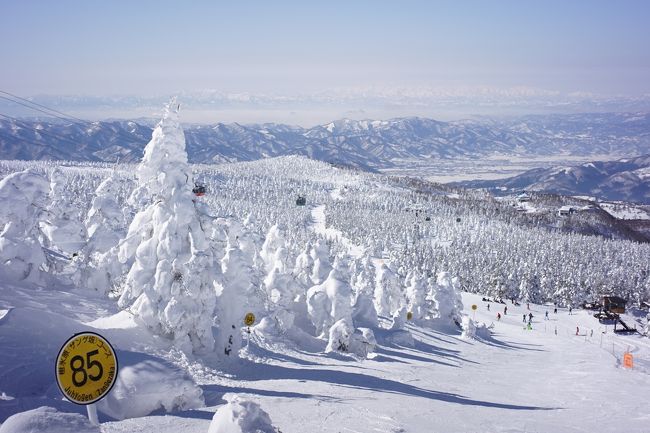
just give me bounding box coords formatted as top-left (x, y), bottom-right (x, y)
top-left (0, 93), bottom-right (148, 145)
top-left (0, 95), bottom-right (87, 126)
top-left (0, 90), bottom-right (90, 124)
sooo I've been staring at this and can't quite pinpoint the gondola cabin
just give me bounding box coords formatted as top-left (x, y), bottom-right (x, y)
top-left (603, 296), bottom-right (626, 314)
top-left (193, 183), bottom-right (206, 197)
top-left (296, 196), bottom-right (306, 206)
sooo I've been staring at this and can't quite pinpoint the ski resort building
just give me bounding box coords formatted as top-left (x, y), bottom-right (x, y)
top-left (603, 295), bottom-right (627, 314)
top-left (558, 206), bottom-right (575, 216)
top-left (516, 193), bottom-right (531, 202)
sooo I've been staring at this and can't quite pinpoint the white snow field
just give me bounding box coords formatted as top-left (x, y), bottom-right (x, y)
top-left (2, 283), bottom-right (649, 433)
top-left (1, 103), bottom-right (649, 432)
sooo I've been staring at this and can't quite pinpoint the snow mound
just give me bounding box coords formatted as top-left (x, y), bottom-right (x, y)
top-left (348, 327), bottom-right (377, 357)
top-left (379, 328), bottom-right (415, 347)
top-left (0, 406), bottom-right (100, 433)
top-left (325, 318), bottom-right (354, 353)
top-left (208, 394), bottom-right (276, 433)
top-left (475, 322), bottom-right (493, 339)
top-left (460, 316), bottom-right (476, 339)
top-left (97, 358), bottom-right (204, 420)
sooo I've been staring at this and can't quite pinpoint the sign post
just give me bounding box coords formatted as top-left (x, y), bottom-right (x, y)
top-left (55, 332), bottom-right (118, 426)
top-left (244, 313), bottom-right (256, 348)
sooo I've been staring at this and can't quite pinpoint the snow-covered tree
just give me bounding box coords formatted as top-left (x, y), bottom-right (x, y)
top-left (82, 173), bottom-right (129, 293)
top-left (374, 262), bottom-right (402, 317)
top-left (405, 272), bottom-right (428, 322)
top-left (293, 241), bottom-right (314, 289)
top-left (117, 100), bottom-right (217, 354)
top-left (350, 253), bottom-right (375, 297)
top-left (325, 318), bottom-right (354, 353)
top-left (85, 174), bottom-right (126, 256)
top-left (432, 271), bottom-right (463, 327)
top-left (306, 256), bottom-right (354, 339)
top-left (310, 238), bottom-right (331, 284)
top-left (218, 238), bottom-right (257, 358)
top-left (0, 169), bottom-right (49, 283)
top-left (41, 168), bottom-right (86, 255)
top-left (260, 224), bottom-right (287, 275)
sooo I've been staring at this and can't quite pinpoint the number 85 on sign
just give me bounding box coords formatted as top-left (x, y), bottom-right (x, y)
top-left (55, 332), bottom-right (118, 405)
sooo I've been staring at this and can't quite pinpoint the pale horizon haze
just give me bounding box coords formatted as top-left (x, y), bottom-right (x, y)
top-left (1, 0), bottom-right (650, 124)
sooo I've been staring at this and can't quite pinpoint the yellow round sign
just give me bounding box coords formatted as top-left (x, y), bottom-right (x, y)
top-left (406, 311), bottom-right (413, 321)
top-left (55, 332), bottom-right (118, 405)
top-left (244, 312), bottom-right (256, 327)
top-left (471, 304), bottom-right (478, 311)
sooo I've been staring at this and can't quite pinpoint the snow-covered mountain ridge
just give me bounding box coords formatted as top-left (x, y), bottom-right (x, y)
top-left (1, 112), bottom-right (649, 169)
top-left (457, 153), bottom-right (650, 204)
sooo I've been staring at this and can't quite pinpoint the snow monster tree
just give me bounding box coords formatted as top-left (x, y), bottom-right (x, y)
top-left (118, 100), bottom-right (217, 354)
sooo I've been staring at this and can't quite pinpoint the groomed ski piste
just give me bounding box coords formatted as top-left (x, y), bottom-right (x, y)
top-left (1, 101), bottom-right (649, 433)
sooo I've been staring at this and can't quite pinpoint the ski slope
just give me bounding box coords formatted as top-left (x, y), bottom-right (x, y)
top-left (1, 279), bottom-right (648, 433)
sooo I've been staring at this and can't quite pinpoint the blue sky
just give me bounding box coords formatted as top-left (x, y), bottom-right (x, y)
top-left (1, 0), bottom-right (649, 123)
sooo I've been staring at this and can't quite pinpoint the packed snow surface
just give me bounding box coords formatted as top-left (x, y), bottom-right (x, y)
top-left (1, 282), bottom-right (649, 432)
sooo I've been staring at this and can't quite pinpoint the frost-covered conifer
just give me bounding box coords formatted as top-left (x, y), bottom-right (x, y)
top-left (374, 262), bottom-right (401, 317)
top-left (293, 242), bottom-right (314, 289)
top-left (85, 174), bottom-right (125, 255)
top-left (41, 168), bottom-right (86, 255)
top-left (351, 292), bottom-right (379, 329)
top-left (0, 169), bottom-right (49, 283)
top-left (260, 224), bottom-right (286, 275)
top-left (310, 238), bottom-right (331, 284)
top-left (389, 306), bottom-right (408, 331)
top-left (432, 271), bottom-right (463, 326)
top-left (117, 100), bottom-right (217, 354)
top-left (218, 238), bottom-right (257, 358)
top-left (350, 254), bottom-right (375, 297)
top-left (327, 257), bottom-right (353, 326)
top-left (405, 272), bottom-right (428, 322)
top-left (82, 174), bottom-right (128, 293)
top-left (325, 318), bottom-right (354, 353)
top-left (306, 256), bottom-right (354, 338)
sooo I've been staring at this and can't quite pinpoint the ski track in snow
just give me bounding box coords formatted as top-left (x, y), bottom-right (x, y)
top-left (310, 187), bottom-right (364, 259)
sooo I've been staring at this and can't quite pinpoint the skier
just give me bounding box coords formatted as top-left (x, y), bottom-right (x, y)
top-left (545, 311), bottom-right (549, 320)
top-left (487, 303), bottom-right (490, 311)
top-left (576, 326), bottom-right (579, 336)
top-left (523, 314), bottom-right (526, 323)
top-left (497, 312), bottom-right (501, 321)
top-left (528, 312), bottom-right (533, 323)
top-left (527, 322), bottom-right (532, 331)
top-left (569, 306), bottom-right (573, 315)
top-left (554, 307), bottom-right (558, 314)
top-left (527, 302), bottom-right (530, 310)
top-left (504, 306), bottom-right (508, 315)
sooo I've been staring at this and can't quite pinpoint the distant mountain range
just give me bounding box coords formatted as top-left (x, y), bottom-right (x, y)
top-left (1, 113), bottom-right (649, 173)
top-left (457, 154), bottom-right (650, 204)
